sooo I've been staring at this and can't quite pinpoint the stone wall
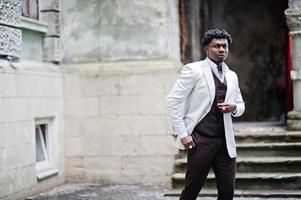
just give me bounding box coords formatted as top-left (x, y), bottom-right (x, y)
top-left (61, 0), bottom-right (181, 185)
top-left (0, 1), bottom-right (181, 199)
top-left (0, 60), bottom-right (65, 199)
top-left (63, 61), bottom-right (179, 185)
top-left (0, 0), bottom-right (66, 199)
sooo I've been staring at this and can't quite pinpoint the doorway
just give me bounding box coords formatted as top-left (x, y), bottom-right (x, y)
top-left (179, 0), bottom-right (288, 121)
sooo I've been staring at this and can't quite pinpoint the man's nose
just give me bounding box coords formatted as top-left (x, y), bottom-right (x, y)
top-left (218, 46), bottom-right (225, 51)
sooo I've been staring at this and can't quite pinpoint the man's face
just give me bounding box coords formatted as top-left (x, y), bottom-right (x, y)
top-left (206, 38), bottom-right (229, 64)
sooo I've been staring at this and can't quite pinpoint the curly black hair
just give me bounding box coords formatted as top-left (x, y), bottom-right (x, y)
top-left (201, 29), bottom-right (232, 46)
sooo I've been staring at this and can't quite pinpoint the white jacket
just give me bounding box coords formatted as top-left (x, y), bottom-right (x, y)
top-left (166, 58), bottom-right (245, 158)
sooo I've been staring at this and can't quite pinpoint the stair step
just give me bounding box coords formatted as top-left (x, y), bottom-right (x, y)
top-left (178, 142), bottom-right (301, 158)
top-left (175, 157), bottom-right (301, 172)
top-left (172, 125), bottom-right (301, 191)
top-left (237, 142), bottom-right (301, 157)
top-left (237, 142), bottom-right (301, 147)
top-left (238, 156), bottom-right (301, 163)
top-left (176, 156), bottom-right (301, 165)
top-left (172, 172), bottom-right (301, 180)
top-left (233, 121), bottom-right (285, 131)
top-left (235, 131), bottom-right (301, 143)
top-left (172, 172), bottom-right (301, 190)
top-left (164, 189), bottom-right (301, 198)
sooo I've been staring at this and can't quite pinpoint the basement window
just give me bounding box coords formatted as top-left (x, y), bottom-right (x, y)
top-left (35, 123), bottom-right (49, 169)
top-left (35, 118), bottom-right (58, 180)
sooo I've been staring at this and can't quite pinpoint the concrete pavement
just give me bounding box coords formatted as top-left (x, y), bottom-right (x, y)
top-left (26, 184), bottom-right (301, 200)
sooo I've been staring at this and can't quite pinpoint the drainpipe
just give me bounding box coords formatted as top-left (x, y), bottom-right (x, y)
top-left (285, 0), bottom-right (301, 130)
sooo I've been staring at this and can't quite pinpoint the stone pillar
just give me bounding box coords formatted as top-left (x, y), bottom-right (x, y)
top-left (40, 0), bottom-right (61, 63)
top-left (285, 0), bottom-right (301, 130)
top-left (0, 0), bottom-right (21, 60)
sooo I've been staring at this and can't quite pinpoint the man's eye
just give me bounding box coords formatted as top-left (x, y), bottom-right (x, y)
top-left (215, 45), bottom-right (228, 49)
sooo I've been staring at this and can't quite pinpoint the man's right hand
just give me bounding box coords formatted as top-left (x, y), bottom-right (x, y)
top-left (180, 136), bottom-right (195, 149)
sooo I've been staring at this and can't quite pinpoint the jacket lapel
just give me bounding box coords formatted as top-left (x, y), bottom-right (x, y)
top-left (224, 71), bottom-right (233, 103)
top-left (202, 59), bottom-right (215, 105)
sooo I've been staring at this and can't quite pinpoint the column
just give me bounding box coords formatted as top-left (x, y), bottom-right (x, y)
top-left (40, 0), bottom-right (61, 63)
top-left (285, 0), bottom-right (301, 130)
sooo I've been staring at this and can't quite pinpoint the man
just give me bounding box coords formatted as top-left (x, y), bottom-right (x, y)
top-left (166, 29), bottom-right (245, 200)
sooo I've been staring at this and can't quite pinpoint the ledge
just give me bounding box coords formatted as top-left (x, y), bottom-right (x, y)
top-left (37, 168), bottom-right (59, 181)
top-left (0, 59), bottom-right (62, 76)
top-left (21, 17), bottom-right (48, 33)
top-left (291, 70), bottom-right (301, 80)
top-left (61, 60), bottom-right (182, 76)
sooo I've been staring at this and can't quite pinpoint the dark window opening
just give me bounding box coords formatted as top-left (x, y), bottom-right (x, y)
top-left (22, 0), bottom-right (39, 20)
top-left (35, 124), bottom-right (48, 163)
top-left (179, 0), bottom-right (287, 121)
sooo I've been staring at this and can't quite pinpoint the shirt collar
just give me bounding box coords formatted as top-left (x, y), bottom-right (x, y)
top-left (205, 57), bottom-right (229, 82)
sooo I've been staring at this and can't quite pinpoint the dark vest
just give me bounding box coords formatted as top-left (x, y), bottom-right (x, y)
top-left (192, 72), bottom-right (227, 141)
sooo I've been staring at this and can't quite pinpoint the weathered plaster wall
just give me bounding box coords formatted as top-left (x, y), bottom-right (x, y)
top-left (61, 0), bottom-right (180, 63)
top-left (61, 0), bottom-right (181, 185)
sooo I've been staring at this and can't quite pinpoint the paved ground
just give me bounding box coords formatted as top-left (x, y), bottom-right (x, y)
top-left (27, 184), bottom-right (301, 200)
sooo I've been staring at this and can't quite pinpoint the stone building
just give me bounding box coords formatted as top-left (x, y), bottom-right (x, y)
top-left (0, 0), bottom-right (300, 199)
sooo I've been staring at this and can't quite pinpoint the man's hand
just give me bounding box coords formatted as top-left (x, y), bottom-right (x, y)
top-left (180, 136), bottom-right (195, 150)
top-left (217, 102), bottom-right (236, 113)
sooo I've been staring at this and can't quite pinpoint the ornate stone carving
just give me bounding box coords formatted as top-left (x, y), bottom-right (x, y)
top-left (0, 0), bottom-right (21, 27)
top-left (289, 0), bottom-right (301, 10)
top-left (0, 25), bottom-right (21, 58)
top-left (0, 0), bottom-right (21, 58)
top-left (285, 8), bottom-right (301, 33)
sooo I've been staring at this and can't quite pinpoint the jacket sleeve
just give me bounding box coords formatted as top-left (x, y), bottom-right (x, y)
top-left (232, 74), bottom-right (245, 117)
top-left (166, 64), bottom-right (198, 138)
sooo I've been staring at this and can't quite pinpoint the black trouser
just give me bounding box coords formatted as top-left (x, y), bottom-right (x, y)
top-left (179, 135), bottom-right (236, 200)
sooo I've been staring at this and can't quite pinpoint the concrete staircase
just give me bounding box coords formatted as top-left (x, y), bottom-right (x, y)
top-left (168, 122), bottom-right (301, 198)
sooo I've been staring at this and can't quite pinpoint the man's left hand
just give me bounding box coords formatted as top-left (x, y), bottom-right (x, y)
top-left (217, 103), bottom-right (236, 113)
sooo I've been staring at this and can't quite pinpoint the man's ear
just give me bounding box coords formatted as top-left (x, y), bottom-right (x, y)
top-left (204, 46), bottom-right (209, 56)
